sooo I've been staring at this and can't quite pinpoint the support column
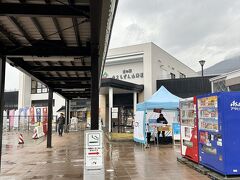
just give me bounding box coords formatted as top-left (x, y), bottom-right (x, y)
top-left (90, 53), bottom-right (99, 130)
top-left (0, 56), bottom-right (6, 169)
top-left (47, 88), bottom-right (53, 148)
top-left (133, 92), bottom-right (137, 115)
top-left (90, 0), bottom-right (101, 130)
top-left (108, 87), bottom-right (113, 133)
top-left (65, 99), bottom-right (70, 125)
top-left (65, 99), bottom-right (70, 132)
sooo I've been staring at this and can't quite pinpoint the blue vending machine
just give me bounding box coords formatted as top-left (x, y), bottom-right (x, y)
top-left (197, 92), bottom-right (240, 175)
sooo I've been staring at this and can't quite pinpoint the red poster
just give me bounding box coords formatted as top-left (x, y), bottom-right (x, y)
top-left (43, 107), bottom-right (48, 134)
top-left (9, 109), bottom-right (15, 128)
top-left (30, 107), bottom-right (35, 125)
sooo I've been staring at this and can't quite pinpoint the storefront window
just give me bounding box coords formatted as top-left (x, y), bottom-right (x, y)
top-left (31, 80), bottom-right (48, 94)
top-left (229, 84), bottom-right (240, 91)
top-left (213, 80), bottom-right (228, 92)
top-left (179, 73), bottom-right (186, 78)
top-left (170, 73), bottom-right (175, 79)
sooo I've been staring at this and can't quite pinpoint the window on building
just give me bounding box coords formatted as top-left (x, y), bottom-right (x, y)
top-left (213, 80), bottom-right (228, 92)
top-left (31, 80), bottom-right (48, 94)
top-left (229, 84), bottom-right (240, 91)
top-left (170, 73), bottom-right (175, 79)
top-left (179, 73), bottom-right (186, 78)
top-left (32, 99), bottom-right (55, 107)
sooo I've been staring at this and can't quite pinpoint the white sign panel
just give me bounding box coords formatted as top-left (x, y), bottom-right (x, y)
top-left (85, 148), bottom-right (103, 167)
top-left (134, 111), bottom-right (145, 143)
top-left (112, 107), bottom-right (118, 113)
top-left (86, 132), bottom-right (102, 148)
top-left (112, 107), bottom-right (118, 119)
top-left (84, 130), bottom-right (104, 169)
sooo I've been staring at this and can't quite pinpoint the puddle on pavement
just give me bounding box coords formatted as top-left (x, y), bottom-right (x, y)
top-left (56, 174), bottom-right (82, 178)
top-left (28, 175), bottom-right (54, 179)
top-left (5, 161), bottom-right (16, 165)
top-left (71, 159), bottom-right (84, 163)
top-left (5, 144), bottom-right (13, 149)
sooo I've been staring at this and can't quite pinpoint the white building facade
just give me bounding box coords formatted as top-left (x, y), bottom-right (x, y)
top-left (103, 42), bottom-right (197, 101)
top-left (100, 42), bottom-right (197, 131)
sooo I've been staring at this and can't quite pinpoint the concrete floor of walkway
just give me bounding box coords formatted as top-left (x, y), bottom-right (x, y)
top-left (0, 131), bottom-right (209, 180)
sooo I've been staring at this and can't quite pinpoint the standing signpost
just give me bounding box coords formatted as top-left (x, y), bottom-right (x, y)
top-left (84, 130), bottom-right (104, 180)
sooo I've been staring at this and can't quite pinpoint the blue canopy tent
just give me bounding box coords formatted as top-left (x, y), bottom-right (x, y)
top-left (134, 86), bottom-right (181, 144)
top-left (136, 86), bottom-right (180, 110)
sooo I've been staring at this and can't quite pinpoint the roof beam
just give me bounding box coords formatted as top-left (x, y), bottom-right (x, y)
top-left (68, 0), bottom-right (82, 47)
top-left (58, 94), bottom-right (90, 99)
top-left (70, 61), bottom-right (79, 77)
top-left (0, 23), bottom-right (21, 46)
top-left (61, 92), bottom-right (90, 95)
top-left (32, 66), bottom-right (91, 72)
top-left (46, 61), bottom-right (62, 77)
top-left (45, 0), bottom-right (66, 45)
top-left (53, 89), bottom-right (90, 99)
top-left (52, 18), bottom-right (66, 44)
top-left (73, 18), bottom-right (81, 47)
top-left (19, 0), bottom-right (48, 40)
top-left (0, 3), bottom-right (89, 18)
top-left (3, 46), bottom-right (91, 56)
top-left (31, 17), bottom-right (48, 40)
top-left (43, 77), bottom-right (91, 81)
top-left (58, 91), bottom-right (90, 94)
top-left (81, 58), bottom-right (88, 77)
top-left (51, 84), bottom-right (91, 89)
top-left (58, 61), bottom-right (70, 77)
top-left (63, 94), bottom-right (91, 97)
top-left (45, 61), bottom-right (55, 77)
top-left (8, 16), bottom-right (33, 45)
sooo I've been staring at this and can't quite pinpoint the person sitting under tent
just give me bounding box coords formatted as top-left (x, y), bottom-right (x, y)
top-left (157, 113), bottom-right (168, 142)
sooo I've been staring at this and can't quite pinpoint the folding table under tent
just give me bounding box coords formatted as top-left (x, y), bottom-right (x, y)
top-left (134, 86), bottom-right (181, 144)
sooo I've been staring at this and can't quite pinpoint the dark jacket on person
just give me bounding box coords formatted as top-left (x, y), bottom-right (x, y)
top-left (157, 117), bottom-right (168, 124)
top-left (57, 116), bottom-right (65, 125)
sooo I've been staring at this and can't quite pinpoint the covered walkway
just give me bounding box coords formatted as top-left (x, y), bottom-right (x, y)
top-left (0, 0), bottom-right (118, 172)
top-left (0, 131), bottom-right (208, 179)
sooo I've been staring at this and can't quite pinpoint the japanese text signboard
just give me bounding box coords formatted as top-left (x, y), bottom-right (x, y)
top-left (84, 130), bottom-right (103, 169)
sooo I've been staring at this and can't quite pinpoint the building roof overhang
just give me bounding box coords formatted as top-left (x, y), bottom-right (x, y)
top-left (0, 0), bottom-right (118, 100)
top-left (100, 78), bottom-right (144, 94)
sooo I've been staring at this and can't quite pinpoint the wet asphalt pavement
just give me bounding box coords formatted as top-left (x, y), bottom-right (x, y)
top-left (0, 131), bottom-right (209, 179)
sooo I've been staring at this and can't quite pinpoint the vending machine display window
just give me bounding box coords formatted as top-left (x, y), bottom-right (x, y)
top-left (180, 97), bottom-right (198, 163)
top-left (198, 96), bottom-right (218, 132)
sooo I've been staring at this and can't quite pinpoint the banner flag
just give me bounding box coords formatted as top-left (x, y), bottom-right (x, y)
top-left (36, 108), bottom-right (41, 122)
top-left (42, 107), bottom-right (48, 134)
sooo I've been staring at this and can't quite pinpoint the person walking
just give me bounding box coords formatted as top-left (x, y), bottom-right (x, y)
top-left (57, 113), bottom-right (65, 136)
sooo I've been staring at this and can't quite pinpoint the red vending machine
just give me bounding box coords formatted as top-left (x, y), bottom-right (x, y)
top-left (180, 97), bottom-right (199, 163)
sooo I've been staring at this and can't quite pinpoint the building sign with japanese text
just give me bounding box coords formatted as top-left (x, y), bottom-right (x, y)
top-left (103, 61), bottom-right (144, 84)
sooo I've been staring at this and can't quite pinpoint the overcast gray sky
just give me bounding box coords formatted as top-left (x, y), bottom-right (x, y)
top-left (5, 0), bottom-right (240, 90)
top-left (109, 0), bottom-right (240, 71)
top-left (5, 64), bottom-right (19, 91)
